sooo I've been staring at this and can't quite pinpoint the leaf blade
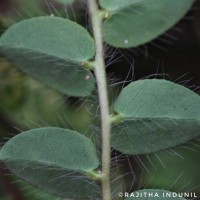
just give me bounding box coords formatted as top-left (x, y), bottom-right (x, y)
top-left (0, 17), bottom-right (96, 97)
top-left (113, 79), bottom-right (200, 155)
top-left (0, 127), bottom-right (100, 199)
top-left (6, 161), bottom-right (100, 199)
top-left (54, 0), bottom-right (74, 4)
top-left (0, 127), bottom-right (99, 171)
top-left (102, 0), bottom-right (195, 48)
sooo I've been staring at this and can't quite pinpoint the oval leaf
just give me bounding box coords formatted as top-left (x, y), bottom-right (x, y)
top-left (125, 189), bottom-right (186, 199)
top-left (113, 79), bottom-right (200, 155)
top-left (0, 127), bottom-right (100, 199)
top-left (0, 16), bottom-right (95, 97)
top-left (102, 0), bottom-right (195, 48)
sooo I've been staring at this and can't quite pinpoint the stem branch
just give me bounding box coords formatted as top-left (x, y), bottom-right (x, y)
top-left (87, 1), bottom-right (112, 200)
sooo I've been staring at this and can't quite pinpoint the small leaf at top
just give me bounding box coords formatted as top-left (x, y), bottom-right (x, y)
top-left (112, 79), bottom-right (200, 155)
top-left (0, 127), bottom-right (100, 199)
top-left (54, 0), bottom-right (74, 4)
top-left (100, 0), bottom-right (141, 11)
top-left (102, 0), bottom-right (195, 48)
top-left (124, 189), bottom-right (186, 199)
top-left (0, 16), bottom-right (96, 97)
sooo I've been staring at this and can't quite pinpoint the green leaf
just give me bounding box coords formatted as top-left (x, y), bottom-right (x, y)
top-left (0, 127), bottom-right (100, 199)
top-left (102, 0), bottom-right (195, 48)
top-left (124, 189), bottom-right (186, 199)
top-left (112, 79), bottom-right (200, 155)
top-left (54, 0), bottom-right (74, 4)
top-left (100, 0), bottom-right (140, 11)
top-left (0, 16), bottom-right (95, 97)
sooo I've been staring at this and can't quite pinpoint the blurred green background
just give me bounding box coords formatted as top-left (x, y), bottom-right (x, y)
top-left (0, 0), bottom-right (200, 200)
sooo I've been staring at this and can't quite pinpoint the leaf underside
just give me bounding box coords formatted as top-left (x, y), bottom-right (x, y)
top-left (0, 127), bottom-right (100, 199)
top-left (102, 0), bottom-right (195, 48)
top-left (0, 16), bottom-right (96, 97)
top-left (124, 189), bottom-right (186, 199)
top-left (6, 161), bottom-right (100, 199)
top-left (113, 79), bottom-right (200, 155)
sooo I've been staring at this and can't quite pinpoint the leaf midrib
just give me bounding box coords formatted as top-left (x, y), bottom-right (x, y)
top-left (0, 45), bottom-right (87, 64)
top-left (1, 157), bottom-right (97, 173)
top-left (122, 116), bottom-right (200, 122)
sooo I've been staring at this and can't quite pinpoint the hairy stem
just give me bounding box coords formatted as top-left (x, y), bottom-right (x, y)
top-left (87, 1), bottom-right (112, 200)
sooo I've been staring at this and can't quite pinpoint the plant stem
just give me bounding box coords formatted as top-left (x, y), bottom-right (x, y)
top-left (87, 1), bottom-right (112, 200)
